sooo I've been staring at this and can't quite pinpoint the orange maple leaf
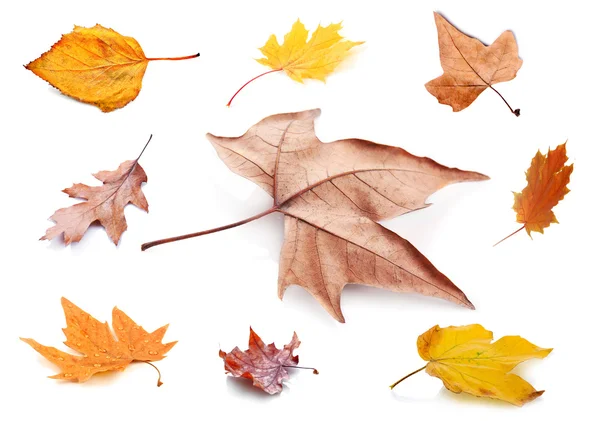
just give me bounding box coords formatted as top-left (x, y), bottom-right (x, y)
top-left (496, 142), bottom-right (573, 245)
top-left (21, 298), bottom-right (176, 386)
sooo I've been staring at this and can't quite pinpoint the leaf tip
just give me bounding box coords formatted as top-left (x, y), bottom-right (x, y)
top-left (520, 390), bottom-right (545, 405)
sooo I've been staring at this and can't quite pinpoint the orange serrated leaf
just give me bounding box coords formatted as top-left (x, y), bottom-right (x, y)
top-left (26, 24), bottom-right (199, 112)
top-left (496, 141), bottom-right (573, 245)
top-left (21, 298), bottom-right (176, 386)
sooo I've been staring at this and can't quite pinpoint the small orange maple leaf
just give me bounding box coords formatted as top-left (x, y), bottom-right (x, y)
top-left (21, 298), bottom-right (177, 386)
top-left (495, 142), bottom-right (573, 245)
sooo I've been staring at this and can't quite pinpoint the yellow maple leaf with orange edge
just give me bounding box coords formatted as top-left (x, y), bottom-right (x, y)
top-left (227, 19), bottom-right (363, 106)
top-left (21, 298), bottom-right (176, 386)
top-left (495, 142), bottom-right (573, 245)
top-left (390, 324), bottom-right (552, 406)
top-left (26, 24), bottom-right (199, 112)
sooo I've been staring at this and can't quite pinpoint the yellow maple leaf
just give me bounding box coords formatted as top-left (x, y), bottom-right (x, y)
top-left (227, 19), bottom-right (363, 106)
top-left (390, 324), bottom-right (552, 406)
top-left (26, 24), bottom-right (199, 112)
top-left (495, 142), bottom-right (573, 246)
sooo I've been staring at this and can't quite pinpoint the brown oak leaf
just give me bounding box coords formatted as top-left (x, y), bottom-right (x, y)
top-left (42, 137), bottom-right (151, 245)
top-left (21, 297), bottom-right (176, 385)
top-left (425, 12), bottom-right (522, 116)
top-left (220, 328), bottom-right (316, 394)
top-left (142, 110), bottom-right (488, 322)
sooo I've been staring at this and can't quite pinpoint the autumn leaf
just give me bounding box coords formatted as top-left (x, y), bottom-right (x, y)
top-left (495, 142), bottom-right (573, 246)
top-left (390, 324), bottom-right (551, 406)
top-left (21, 297), bottom-right (176, 386)
top-left (41, 136), bottom-right (152, 246)
top-left (219, 328), bottom-right (317, 394)
top-left (26, 24), bottom-right (199, 112)
top-left (142, 109), bottom-right (488, 322)
top-left (226, 19), bottom-right (363, 106)
top-left (425, 12), bottom-right (522, 116)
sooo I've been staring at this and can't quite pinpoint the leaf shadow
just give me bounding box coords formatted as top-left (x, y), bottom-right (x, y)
top-left (46, 86), bottom-right (95, 109)
top-left (281, 286), bottom-right (341, 327)
top-left (225, 376), bottom-right (280, 400)
top-left (342, 284), bottom-right (470, 314)
top-left (437, 387), bottom-right (520, 409)
top-left (390, 391), bottom-right (437, 404)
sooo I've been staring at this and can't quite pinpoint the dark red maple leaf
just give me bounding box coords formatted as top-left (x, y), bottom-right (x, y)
top-left (219, 328), bottom-right (316, 394)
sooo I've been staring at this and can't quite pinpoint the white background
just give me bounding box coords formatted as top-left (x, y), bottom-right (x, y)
top-left (1, 0), bottom-right (598, 419)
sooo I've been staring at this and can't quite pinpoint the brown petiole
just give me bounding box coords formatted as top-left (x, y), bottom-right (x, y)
top-left (282, 365), bottom-right (319, 375)
top-left (489, 86), bottom-right (520, 117)
top-left (389, 365), bottom-right (426, 390)
top-left (147, 53), bottom-right (200, 62)
top-left (141, 361), bottom-right (164, 387)
top-left (493, 225), bottom-right (526, 247)
top-left (141, 206), bottom-right (279, 251)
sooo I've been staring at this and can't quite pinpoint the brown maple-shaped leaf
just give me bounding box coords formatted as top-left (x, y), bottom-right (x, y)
top-left (21, 297), bottom-right (176, 386)
top-left (219, 328), bottom-right (316, 394)
top-left (42, 136), bottom-right (151, 245)
top-left (142, 109), bottom-right (488, 322)
top-left (425, 12), bottom-right (522, 116)
top-left (495, 141), bottom-right (573, 245)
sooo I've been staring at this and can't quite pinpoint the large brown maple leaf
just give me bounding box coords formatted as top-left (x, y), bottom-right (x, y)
top-left (142, 109), bottom-right (488, 322)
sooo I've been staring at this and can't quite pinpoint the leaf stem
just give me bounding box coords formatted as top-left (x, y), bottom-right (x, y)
top-left (142, 361), bottom-right (163, 387)
top-left (141, 206), bottom-right (278, 251)
top-left (147, 53), bottom-right (200, 61)
top-left (489, 86), bottom-right (520, 116)
top-left (226, 68), bottom-right (283, 107)
top-left (493, 225), bottom-right (526, 247)
top-left (282, 365), bottom-right (319, 375)
top-left (135, 134), bottom-right (153, 162)
top-left (121, 134), bottom-right (152, 187)
top-left (389, 365), bottom-right (426, 390)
